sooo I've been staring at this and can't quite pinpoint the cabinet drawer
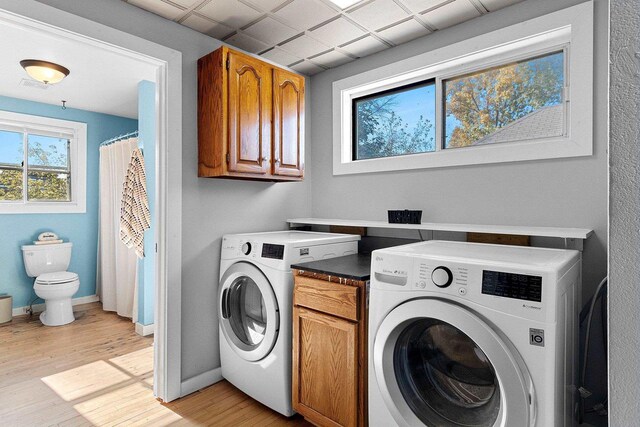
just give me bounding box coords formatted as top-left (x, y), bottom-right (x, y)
top-left (294, 276), bottom-right (359, 321)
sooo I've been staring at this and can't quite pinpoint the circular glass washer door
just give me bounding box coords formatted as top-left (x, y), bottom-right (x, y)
top-left (219, 262), bottom-right (279, 362)
top-left (373, 299), bottom-right (534, 427)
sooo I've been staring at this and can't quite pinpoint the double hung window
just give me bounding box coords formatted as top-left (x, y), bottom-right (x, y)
top-left (0, 111), bottom-right (86, 213)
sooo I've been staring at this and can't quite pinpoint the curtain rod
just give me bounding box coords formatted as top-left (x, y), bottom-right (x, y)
top-left (100, 130), bottom-right (139, 147)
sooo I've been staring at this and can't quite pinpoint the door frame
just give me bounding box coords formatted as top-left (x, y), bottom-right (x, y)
top-left (373, 298), bottom-right (534, 427)
top-left (0, 1), bottom-right (184, 402)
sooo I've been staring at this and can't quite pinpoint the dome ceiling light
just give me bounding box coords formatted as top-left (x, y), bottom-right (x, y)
top-left (20, 59), bottom-right (70, 85)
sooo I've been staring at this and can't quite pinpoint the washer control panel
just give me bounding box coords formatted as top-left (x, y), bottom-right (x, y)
top-left (415, 261), bottom-right (468, 292)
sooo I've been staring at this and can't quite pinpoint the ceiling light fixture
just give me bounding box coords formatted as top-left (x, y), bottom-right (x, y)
top-left (327, 0), bottom-right (363, 9)
top-left (20, 59), bottom-right (70, 85)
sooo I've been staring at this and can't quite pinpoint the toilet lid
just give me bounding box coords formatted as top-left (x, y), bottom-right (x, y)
top-left (36, 271), bottom-right (79, 285)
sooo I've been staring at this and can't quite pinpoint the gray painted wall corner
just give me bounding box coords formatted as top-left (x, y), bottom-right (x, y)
top-left (609, 0), bottom-right (640, 424)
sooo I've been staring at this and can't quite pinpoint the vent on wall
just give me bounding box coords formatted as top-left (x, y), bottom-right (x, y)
top-left (19, 78), bottom-right (50, 90)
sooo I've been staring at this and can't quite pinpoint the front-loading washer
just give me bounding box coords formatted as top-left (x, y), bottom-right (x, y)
top-left (219, 231), bottom-right (360, 416)
top-left (369, 241), bottom-right (581, 426)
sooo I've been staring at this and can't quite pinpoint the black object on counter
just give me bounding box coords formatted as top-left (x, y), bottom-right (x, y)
top-left (388, 209), bottom-right (422, 224)
top-left (291, 254), bottom-right (372, 281)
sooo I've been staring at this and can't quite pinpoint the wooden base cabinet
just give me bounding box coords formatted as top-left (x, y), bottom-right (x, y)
top-left (292, 273), bottom-right (367, 427)
top-left (198, 46), bottom-right (305, 181)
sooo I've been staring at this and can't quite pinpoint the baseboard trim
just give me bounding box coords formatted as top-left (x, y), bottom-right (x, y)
top-left (180, 367), bottom-right (223, 397)
top-left (12, 294), bottom-right (100, 317)
top-left (135, 322), bottom-right (155, 336)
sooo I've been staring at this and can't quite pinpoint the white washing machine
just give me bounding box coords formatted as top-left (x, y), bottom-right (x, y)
top-left (369, 241), bottom-right (581, 427)
top-left (219, 231), bottom-right (360, 416)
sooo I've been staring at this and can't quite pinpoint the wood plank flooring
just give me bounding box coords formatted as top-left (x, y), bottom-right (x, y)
top-left (0, 303), bottom-right (310, 427)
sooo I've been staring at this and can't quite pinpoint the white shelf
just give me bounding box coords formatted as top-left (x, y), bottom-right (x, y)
top-left (287, 218), bottom-right (593, 240)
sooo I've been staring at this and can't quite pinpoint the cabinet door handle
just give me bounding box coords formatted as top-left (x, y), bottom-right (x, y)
top-left (274, 158), bottom-right (280, 164)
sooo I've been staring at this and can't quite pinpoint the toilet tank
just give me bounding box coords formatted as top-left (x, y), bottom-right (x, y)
top-left (21, 242), bottom-right (73, 277)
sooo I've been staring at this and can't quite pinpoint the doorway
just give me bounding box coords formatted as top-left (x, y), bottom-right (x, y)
top-left (0, 2), bottom-right (183, 402)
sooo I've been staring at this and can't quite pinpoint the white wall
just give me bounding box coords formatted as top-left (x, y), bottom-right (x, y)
top-left (309, 0), bottom-right (608, 301)
top-left (609, 0), bottom-right (639, 424)
top-left (32, 0), bottom-right (312, 382)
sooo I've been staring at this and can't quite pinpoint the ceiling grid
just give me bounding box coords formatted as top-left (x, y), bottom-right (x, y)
top-left (124, 0), bottom-right (523, 75)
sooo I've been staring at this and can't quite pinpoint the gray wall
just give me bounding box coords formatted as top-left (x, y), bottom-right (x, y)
top-left (33, 0), bottom-right (312, 381)
top-left (609, 0), bottom-right (639, 424)
top-left (309, 0), bottom-right (609, 301)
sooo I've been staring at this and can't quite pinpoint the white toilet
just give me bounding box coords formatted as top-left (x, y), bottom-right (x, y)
top-left (21, 242), bottom-right (80, 326)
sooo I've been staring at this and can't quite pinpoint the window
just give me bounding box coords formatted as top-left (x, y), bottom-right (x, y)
top-left (0, 111), bottom-right (86, 213)
top-left (443, 51), bottom-right (565, 149)
top-left (353, 80), bottom-right (436, 160)
top-left (333, 2), bottom-right (593, 175)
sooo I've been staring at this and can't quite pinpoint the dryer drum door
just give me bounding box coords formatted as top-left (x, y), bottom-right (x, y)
top-left (373, 299), bottom-right (534, 427)
top-left (219, 262), bottom-right (279, 362)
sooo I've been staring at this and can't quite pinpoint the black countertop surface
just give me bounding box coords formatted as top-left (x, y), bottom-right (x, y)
top-left (291, 253), bottom-right (372, 281)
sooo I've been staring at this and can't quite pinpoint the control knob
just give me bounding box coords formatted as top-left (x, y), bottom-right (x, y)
top-left (241, 242), bottom-right (252, 255)
top-left (431, 266), bottom-right (453, 288)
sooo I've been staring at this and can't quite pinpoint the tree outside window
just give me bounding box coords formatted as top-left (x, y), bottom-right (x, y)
top-left (444, 51), bottom-right (565, 148)
top-left (0, 130), bottom-right (71, 202)
top-left (353, 81), bottom-right (436, 160)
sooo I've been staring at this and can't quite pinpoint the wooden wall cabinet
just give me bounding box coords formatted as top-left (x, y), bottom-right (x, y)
top-left (198, 46), bottom-right (305, 181)
top-left (292, 273), bottom-right (368, 427)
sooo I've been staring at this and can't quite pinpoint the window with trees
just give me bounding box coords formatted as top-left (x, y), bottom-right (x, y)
top-left (333, 4), bottom-right (592, 175)
top-left (444, 51), bottom-right (564, 149)
top-left (0, 111), bottom-right (86, 213)
top-left (353, 80), bottom-right (435, 160)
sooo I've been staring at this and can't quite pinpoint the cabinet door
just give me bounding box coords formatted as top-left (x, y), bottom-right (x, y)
top-left (272, 69), bottom-right (304, 177)
top-left (227, 51), bottom-right (271, 175)
top-left (293, 306), bottom-right (358, 427)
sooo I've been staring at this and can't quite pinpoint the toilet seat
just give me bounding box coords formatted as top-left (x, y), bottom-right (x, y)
top-left (36, 271), bottom-right (79, 285)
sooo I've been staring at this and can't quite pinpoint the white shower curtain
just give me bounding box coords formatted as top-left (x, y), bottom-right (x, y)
top-left (97, 137), bottom-right (139, 321)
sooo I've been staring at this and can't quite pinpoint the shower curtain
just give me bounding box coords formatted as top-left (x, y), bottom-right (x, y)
top-left (97, 137), bottom-right (139, 321)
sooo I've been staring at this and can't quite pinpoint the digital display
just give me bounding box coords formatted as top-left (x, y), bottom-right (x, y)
top-left (262, 243), bottom-right (285, 260)
top-left (482, 270), bottom-right (542, 302)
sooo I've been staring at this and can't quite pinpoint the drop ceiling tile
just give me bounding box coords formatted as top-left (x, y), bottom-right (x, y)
top-left (198, 0), bottom-right (263, 28)
top-left (279, 34), bottom-right (331, 58)
top-left (183, 13), bottom-right (235, 39)
top-left (310, 49), bottom-right (353, 68)
top-left (340, 35), bottom-right (388, 57)
top-left (290, 60), bottom-right (325, 75)
top-left (170, 0), bottom-right (201, 8)
top-left (348, 0), bottom-right (409, 31)
top-left (310, 17), bottom-right (366, 48)
top-left (421, 0), bottom-right (481, 29)
top-left (243, 17), bottom-right (300, 45)
top-left (274, 0), bottom-right (338, 31)
top-left (378, 18), bottom-right (430, 44)
top-left (224, 32), bottom-right (271, 53)
top-left (261, 47), bottom-right (303, 66)
top-left (128, 0), bottom-right (186, 20)
top-left (243, 0), bottom-right (290, 12)
top-left (397, 0), bottom-right (450, 13)
top-left (477, 0), bottom-right (520, 12)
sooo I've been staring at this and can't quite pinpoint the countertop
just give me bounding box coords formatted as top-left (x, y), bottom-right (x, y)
top-left (291, 253), bottom-right (372, 281)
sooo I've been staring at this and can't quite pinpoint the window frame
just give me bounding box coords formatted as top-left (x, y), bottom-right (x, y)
top-left (0, 110), bottom-right (87, 214)
top-left (332, 2), bottom-right (593, 175)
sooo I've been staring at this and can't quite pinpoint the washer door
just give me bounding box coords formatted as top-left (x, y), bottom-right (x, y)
top-left (219, 262), bottom-right (279, 362)
top-left (373, 299), bottom-right (534, 427)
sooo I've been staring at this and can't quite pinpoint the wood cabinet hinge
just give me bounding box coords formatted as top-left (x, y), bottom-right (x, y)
top-left (226, 57), bottom-right (230, 70)
top-left (226, 153), bottom-right (230, 163)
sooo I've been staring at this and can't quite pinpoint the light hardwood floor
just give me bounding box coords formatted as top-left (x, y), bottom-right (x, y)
top-left (0, 303), bottom-right (310, 427)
